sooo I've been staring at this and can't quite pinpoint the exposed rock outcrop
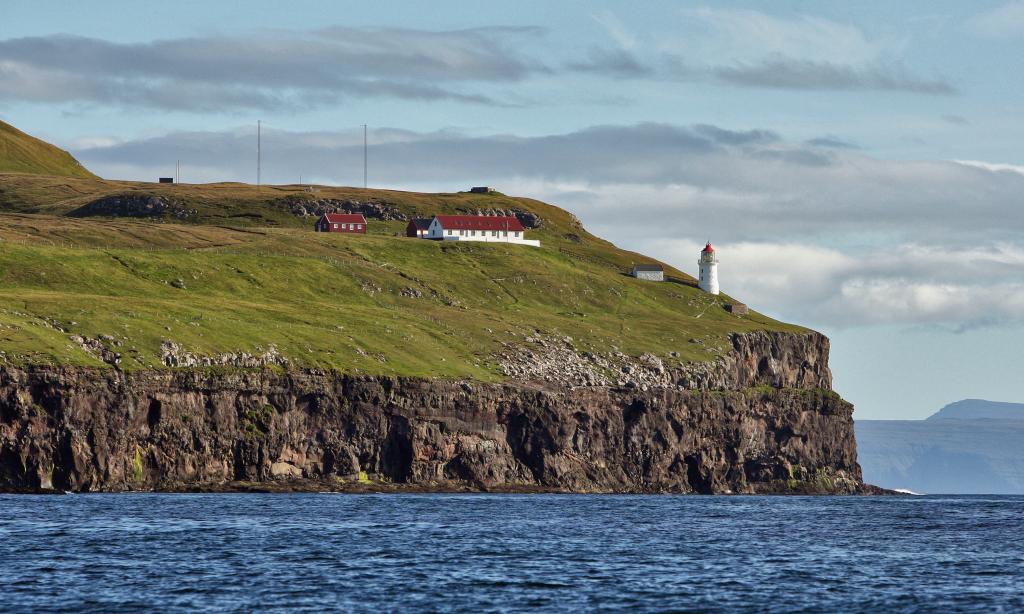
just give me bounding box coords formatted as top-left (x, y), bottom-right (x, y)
top-left (0, 332), bottom-right (869, 494)
top-left (460, 208), bottom-right (542, 229)
top-left (70, 195), bottom-right (197, 219)
top-left (285, 197), bottom-right (406, 221)
top-left (499, 331), bottom-right (831, 392)
top-left (159, 341), bottom-right (288, 369)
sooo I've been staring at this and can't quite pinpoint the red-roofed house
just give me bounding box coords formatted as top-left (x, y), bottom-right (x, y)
top-left (424, 215), bottom-right (539, 247)
top-left (315, 213), bottom-right (367, 234)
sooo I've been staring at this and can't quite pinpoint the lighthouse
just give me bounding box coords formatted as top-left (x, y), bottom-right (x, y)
top-left (698, 242), bottom-right (719, 295)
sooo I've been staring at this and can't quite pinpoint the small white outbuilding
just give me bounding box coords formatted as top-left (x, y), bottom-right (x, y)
top-left (631, 264), bottom-right (664, 281)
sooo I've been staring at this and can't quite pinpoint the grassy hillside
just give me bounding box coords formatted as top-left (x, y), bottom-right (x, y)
top-left (0, 121), bottom-right (97, 179)
top-left (0, 174), bottom-right (576, 229)
top-left (0, 173), bottom-right (803, 378)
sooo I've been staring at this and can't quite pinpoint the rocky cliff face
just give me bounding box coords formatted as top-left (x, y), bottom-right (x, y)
top-left (498, 330), bottom-right (832, 392)
top-left (0, 332), bottom-right (867, 494)
top-left (69, 194), bottom-right (197, 219)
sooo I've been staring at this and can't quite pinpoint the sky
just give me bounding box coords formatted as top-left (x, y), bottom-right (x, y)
top-left (3, 0), bottom-right (1023, 419)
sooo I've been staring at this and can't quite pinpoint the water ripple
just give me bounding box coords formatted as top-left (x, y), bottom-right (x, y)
top-left (0, 494), bottom-right (1021, 612)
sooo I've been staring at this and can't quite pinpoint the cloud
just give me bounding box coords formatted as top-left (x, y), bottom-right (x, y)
top-left (567, 48), bottom-right (652, 78)
top-left (805, 136), bottom-right (859, 149)
top-left (968, 2), bottom-right (1024, 39)
top-left (0, 11), bottom-right (956, 111)
top-left (941, 114), bottom-right (970, 126)
top-left (954, 159), bottom-right (1024, 176)
top-left (661, 8), bottom-right (955, 94)
top-left (712, 59), bottom-right (956, 94)
top-left (73, 123), bottom-right (1024, 328)
top-left (642, 242), bottom-right (1024, 329)
top-left (0, 27), bottom-right (548, 111)
top-left (590, 10), bottom-right (638, 50)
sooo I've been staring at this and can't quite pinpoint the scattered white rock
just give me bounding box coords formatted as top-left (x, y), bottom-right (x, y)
top-left (160, 341), bottom-right (289, 368)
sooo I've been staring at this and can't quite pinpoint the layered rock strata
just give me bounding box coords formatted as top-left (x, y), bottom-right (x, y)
top-left (0, 332), bottom-right (868, 494)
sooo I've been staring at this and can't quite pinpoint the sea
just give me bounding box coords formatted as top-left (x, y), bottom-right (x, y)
top-left (1, 494), bottom-right (1021, 612)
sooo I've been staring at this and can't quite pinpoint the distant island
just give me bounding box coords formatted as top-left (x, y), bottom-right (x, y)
top-left (856, 400), bottom-right (1024, 494)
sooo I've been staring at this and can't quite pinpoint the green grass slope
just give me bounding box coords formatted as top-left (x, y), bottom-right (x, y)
top-left (0, 120), bottom-right (97, 179)
top-left (0, 176), bottom-right (803, 378)
top-left (0, 174), bottom-right (588, 229)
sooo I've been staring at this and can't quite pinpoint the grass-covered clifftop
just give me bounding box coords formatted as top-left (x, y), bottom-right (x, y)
top-left (0, 171), bottom-right (802, 377)
top-left (0, 121), bottom-right (97, 179)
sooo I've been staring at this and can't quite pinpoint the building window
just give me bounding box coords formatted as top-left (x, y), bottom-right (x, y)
top-left (471, 230), bottom-right (476, 236)
top-left (514, 231), bottom-right (520, 237)
top-left (333, 223), bottom-right (338, 229)
top-left (492, 231), bottom-right (498, 237)
top-left (502, 231), bottom-right (508, 237)
top-left (357, 224), bottom-right (363, 230)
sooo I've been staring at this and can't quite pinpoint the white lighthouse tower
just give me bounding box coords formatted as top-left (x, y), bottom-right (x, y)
top-left (698, 242), bottom-right (719, 295)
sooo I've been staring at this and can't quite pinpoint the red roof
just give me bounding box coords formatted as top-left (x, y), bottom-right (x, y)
top-left (702, 242), bottom-right (715, 253)
top-left (434, 215), bottom-right (524, 232)
top-left (321, 213), bottom-right (366, 224)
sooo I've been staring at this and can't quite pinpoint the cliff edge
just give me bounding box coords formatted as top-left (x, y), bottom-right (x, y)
top-left (1, 331), bottom-right (869, 494)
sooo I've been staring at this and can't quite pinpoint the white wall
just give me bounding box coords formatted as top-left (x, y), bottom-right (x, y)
top-left (633, 270), bottom-right (664, 281)
top-left (425, 221), bottom-right (540, 246)
top-left (698, 260), bottom-right (719, 294)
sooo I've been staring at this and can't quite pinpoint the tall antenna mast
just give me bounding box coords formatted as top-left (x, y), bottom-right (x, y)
top-left (176, 159), bottom-right (180, 184)
top-left (257, 120), bottom-right (262, 189)
top-left (363, 124), bottom-right (368, 189)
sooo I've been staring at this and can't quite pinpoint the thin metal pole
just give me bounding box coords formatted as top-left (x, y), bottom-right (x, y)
top-left (176, 160), bottom-right (180, 184)
top-left (257, 120), bottom-right (261, 189)
top-left (363, 124), bottom-right (367, 189)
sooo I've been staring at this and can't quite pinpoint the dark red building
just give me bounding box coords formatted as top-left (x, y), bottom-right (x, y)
top-left (406, 218), bottom-right (432, 238)
top-left (315, 213), bottom-right (367, 234)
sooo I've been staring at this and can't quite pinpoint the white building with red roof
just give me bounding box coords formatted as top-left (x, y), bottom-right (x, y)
top-left (698, 242), bottom-right (719, 295)
top-left (424, 215), bottom-right (540, 247)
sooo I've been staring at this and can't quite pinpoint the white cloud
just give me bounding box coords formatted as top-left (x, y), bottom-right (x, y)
top-left (678, 8), bottom-right (887, 65)
top-left (635, 240), bottom-right (1024, 329)
top-left (968, 1), bottom-right (1024, 39)
top-left (590, 10), bottom-right (637, 50)
top-left (954, 159), bottom-right (1024, 176)
top-left (659, 8), bottom-right (953, 94)
top-left (0, 28), bottom-right (547, 111)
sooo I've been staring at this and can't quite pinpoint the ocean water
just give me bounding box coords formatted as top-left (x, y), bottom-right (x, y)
top-left (0, 494), bottom-right (1021, 612)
